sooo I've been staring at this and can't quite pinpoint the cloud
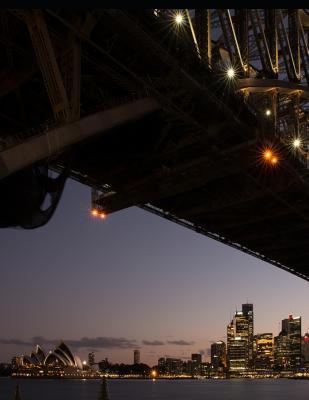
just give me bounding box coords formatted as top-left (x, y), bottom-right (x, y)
top-left (142, 340), bottom-right (164, 346)
top-left (0, 339), bottom-right (32, 346)
top-left (167, 340), bottom-right (195, 346)
top-left (67, 337), bottom-right (138, 349)
top-left (198, 348), bottom-right (211, 356)
top-left (0, 337), bottom-right (138, 350)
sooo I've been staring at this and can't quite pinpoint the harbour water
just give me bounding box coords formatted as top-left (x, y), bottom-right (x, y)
top-left (2, 378), bottom-right (309, 400)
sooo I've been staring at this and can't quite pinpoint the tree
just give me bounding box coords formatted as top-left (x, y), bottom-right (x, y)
top-left (13, 384), bottom-right (21, 400)
top-left (97, 378), bottom-right (109, 400)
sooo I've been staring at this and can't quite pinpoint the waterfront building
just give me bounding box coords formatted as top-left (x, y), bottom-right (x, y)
top-left (158, 357), bottom-right (166, 374)
top-left (166, 358), bottom-right (183, 375)
top-left (228, 336), bottom-right (248, 372)
top-left (274, 333), bottom-right (290, 370)
top-left (211, 341), bottom-right (226, 371)
top-left (301, 333), bottom-right (309, 368)
top-left (288, 316), bottom-right (301, 369)
top-left (133, 350), bottom-right (140, 364)
top-left (157, 357), bottom-right (183, 375)
top-left (227, 306), bottom-right (252, 373)
top-left (11, 341), bottom-right (90, 378)
top-left (274, 315), bottom-right (301, 371)
top-left (242, 303), bottom-right (254, 367)
top-left (191, 353), bottom-right (202, 364)
top-left (254, 333), bottom-right (273, 371)
top-left (191, 354), bottom-right (202, 375)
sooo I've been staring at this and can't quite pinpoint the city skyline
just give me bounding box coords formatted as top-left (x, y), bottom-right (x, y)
top-left (7, 305), bottom-right (306, 371)
top-left (1, 180), bottom-right (309, 365)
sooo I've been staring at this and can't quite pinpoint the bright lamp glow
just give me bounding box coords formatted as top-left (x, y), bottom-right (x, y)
top-left (227, 68), bottom-right (235, 79)
top-left (175, 13), bottom-right (184, 25)
top-left (262, 148), bottom-right (279, 165)
top-left (265, 109), bottom-right (271, 116)
top-left (293, 138), bottom-right (301, 148)
top-left (100, 213), bottom-right (106, 219)
top-left (91, 209), bottom-right (98, 217)
top-left (263, 150), bottom-right (272, 160)
top-left (271, 157), bottom-right (278, 164)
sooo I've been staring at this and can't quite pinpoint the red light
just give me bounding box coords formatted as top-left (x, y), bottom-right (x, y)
top-left (289, 314), bottom-right (293, 320)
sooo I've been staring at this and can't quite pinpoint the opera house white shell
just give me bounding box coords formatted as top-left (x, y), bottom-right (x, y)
top-left (20, 342), bottom-right (83, 370)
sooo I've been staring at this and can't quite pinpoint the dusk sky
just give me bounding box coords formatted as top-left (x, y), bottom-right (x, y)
top-left (1, 179), bottom-right (309, 366)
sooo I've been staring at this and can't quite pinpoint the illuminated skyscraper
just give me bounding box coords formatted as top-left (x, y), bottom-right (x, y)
top-left (211, 341), bottom-right (226, 370)
top-left (254, 333), bottom-right (273, 371)
top-left (227, 304), bottom-right (254, 373)
top-left (287, 315), bottom-right (301, 369)
top-left (227, 313), bottom-right (248, 372)
top-left (301, 333), bottom-right (309, 368)
top-left (274, 315), bottom-right (301, 370)
top-left (242, 303), bottom-right (254, 366)
top-left (134, 349), bottom-right (140, 364)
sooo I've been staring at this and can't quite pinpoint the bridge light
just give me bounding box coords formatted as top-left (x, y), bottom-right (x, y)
top-left (263, 149), bottom-right (272, 160)
top-left (175, 13), bottom-right (184, 25)
top-left (265, 109), bottom-right (271, 116)
top-left (226, 67), bottom-right (235, 79)
top-left (271, 157), bottom-right (278, 164)
top-left (293, 138), bottom-right (301, 148)
top-left (91, 209), bottom-right (98, 217)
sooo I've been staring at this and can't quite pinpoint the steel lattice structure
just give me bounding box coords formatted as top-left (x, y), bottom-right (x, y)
top-left (0, 9), bottom-right (309, 281)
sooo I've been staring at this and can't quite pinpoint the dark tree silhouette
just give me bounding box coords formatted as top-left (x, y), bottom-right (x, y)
top-left (13, 384), bottom-right (21, 400)
top-left (98, 378), bottom-right (109, 400)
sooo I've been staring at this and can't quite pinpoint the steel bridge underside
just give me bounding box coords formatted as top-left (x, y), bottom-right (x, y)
top-left (68, 96), bottom-right (309, 283)
top-left (1, 9), bottom-right (309, 282)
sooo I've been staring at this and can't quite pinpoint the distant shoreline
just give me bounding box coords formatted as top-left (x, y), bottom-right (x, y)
top-left (6, 376), bottom-right (309, 381)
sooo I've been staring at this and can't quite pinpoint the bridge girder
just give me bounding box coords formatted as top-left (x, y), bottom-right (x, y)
top-left (0, 9), bottom-right (309, 281)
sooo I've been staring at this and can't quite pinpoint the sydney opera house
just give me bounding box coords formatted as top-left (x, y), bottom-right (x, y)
top-left (12, 341), bottom-right (97, 378)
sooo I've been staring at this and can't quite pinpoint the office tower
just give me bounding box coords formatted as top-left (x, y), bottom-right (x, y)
top-left (211, 341), bottom-right (226, 370)
top-left (165, 358), bottom-right (183, 375)
top-left (288, 315), bottom-right (301, 369)
top-left (254, 333), bottom-right (273, 371)
top-left (301, 333), bottom-right (309, 368)
top-left (227, 336), bottom-right (248, 372)
top-left (274, 315), bottom-right (301, 370)
top-left (242, 303), bottom-right (254, 366)
top-left (134, 349), bottom-right (140, 364)
top-left (227, 305), bottom-right (253, 373)
top-left (191, 353), bottom-right (202, 364)
top-left (191, 353), bottom-right (202, 376)
top-left (158, 357), bottom-right (166, 374)
top-left (227, 313), bottom-right (249, 372)
top-left (274, 333), bottom-right (290, 370)
top-left (88, 352), bottom-right (95, 366)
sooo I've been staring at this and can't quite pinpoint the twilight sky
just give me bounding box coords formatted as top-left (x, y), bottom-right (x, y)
top-left (1, 179), bottom-right (309, 366)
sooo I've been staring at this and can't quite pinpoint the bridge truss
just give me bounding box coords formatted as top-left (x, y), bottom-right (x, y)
top-left (0, 9), bottom-right (309, 280)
